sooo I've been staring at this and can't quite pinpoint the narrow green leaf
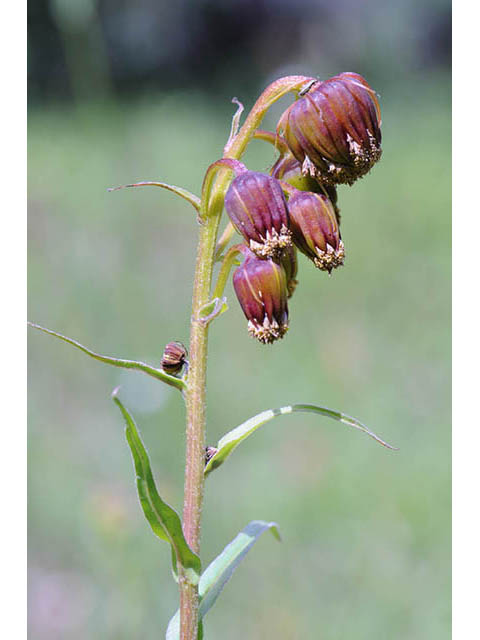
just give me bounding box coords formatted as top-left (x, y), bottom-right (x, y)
top-left (28, 322), bottom-right (186, 392)
top-left (198, 520), bottom-right (280, 617)
top-left (108, 181), bottom-right (201, 212)
top-left (205, 404), bottom-right (397, 476)
top-left (113, 390), bottom-right (200, 583)
top-left (166, 521), bottom-right (279, 639)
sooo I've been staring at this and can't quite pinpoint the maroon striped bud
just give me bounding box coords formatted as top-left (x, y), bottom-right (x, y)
top-left (278, 72), bottom-right (382, 186)
top-left (224, 171), bottom-right (292, 260)
top-left (161, 341), bottom-right (187, 375)
top-left (288, 191), bottom-right (344, 272)
top-left (233, 248), bottom-right (289, 344)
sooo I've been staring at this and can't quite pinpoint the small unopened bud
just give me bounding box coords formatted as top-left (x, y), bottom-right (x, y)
top-left (288, 191), bottom-right (344, 272)
top-left (280, 244), bottom-right (299, 298)
top-left (278, 72), bottom-right (382, 186)
top-left (161, 341), bottom-right (187, 375)
top-left (205, 446), bottom-right (218, 465)
top-left (224, 171), bottom-right (291, 260)
top-left (233, 248), bottom-right (289, 344)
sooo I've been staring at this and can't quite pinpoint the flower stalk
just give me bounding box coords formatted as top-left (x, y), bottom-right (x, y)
top-left (180, 74), bottom-right (314, 639)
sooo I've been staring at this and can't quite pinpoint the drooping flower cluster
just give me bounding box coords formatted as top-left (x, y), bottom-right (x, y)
top-left (224, 72), bottom-right (381, 344)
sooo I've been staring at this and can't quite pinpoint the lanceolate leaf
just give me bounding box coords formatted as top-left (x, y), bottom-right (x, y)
top-left (108, 181), bottom-right (201, 212)
top-left (28, 322), bottom-right (186, 392)
top-left (113, 391), bottom-right (200, 584)
top-left (198, 520), bottom-right (280, 617)
top-left (205, 403), bottom-right (397, 477)
top-left (166, 521), bottom-right (280, 639)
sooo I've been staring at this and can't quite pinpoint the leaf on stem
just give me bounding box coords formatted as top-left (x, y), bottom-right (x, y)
top-left (166, 521), bottom-right (280, 639)
top-left (205, 404), bottom-right (397, 477)
top-left (28, 322), bottom-right (186, 392)
top-left (198, 520), bottom-right (280, 617)
top-left (108, 181), bottom-right (201, 212)
top-left (199, 158), bottom-right (246, 222)
top-left (198, 297), bottom-right (229, 326)
top-left (112, 390), bottom-right (201, 584)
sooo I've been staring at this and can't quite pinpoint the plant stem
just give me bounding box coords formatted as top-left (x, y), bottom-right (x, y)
top-left (180, 216), bottom-right (220, 639)
top-left (179, 75), bottom-right (312, 640)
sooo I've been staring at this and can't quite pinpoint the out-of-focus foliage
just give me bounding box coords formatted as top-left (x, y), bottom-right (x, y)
top-left (29, 0), bottom-right (450, 102)
top-left (28, 1), bottom-right (451, 638)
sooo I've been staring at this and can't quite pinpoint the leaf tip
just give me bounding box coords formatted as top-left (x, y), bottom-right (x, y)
top-left (111, 386), bottom-right (122, 403)
top-left (269, 523), bottom-right (282, 542)
top-left (107, 184), bottom-right (129, 192)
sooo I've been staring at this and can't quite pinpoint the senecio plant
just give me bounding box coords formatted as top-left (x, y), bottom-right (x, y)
top-left (30, 73), bottom-right (395, 639)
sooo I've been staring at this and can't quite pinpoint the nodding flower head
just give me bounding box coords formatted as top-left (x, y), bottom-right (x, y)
top-left (233, 247), bottom-right (289, 344)
top-left (287, 190), bottom-right (345, 273)
top-left (161, 341), bottom-right (188, 375)
top-left (278, 72), bottom-right (382, 186)
top-left (224, 170), bottom-right (292, 260)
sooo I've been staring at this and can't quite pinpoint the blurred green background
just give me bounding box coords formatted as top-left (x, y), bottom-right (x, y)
top-left (28, 1), bottom-right (451, 638)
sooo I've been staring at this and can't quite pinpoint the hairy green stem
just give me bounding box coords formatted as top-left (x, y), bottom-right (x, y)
top-left (180, 216), bottom-right (220, 639)
top-left (179, 74), bottom-right (312, 640)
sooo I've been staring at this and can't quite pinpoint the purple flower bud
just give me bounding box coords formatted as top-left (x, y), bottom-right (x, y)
top-left (224, 171), bottom-right (292, 260)
top-left (279, 72), bottom-right (382, 186)
top-left (233, 248), bottom-right (289, 344)
top-left (161, 341), bottom-right (187, 375)
top-left (288, 191), bottom-right (345, 272)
